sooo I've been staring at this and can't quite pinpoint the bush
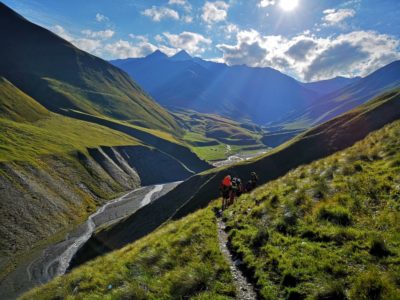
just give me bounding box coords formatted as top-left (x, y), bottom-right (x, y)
top-left (317, 206), bottom-right (352, 226)
top-left (369, 238), bottom-right (391, 257)
top-left (251, 228), bottom-right (269, 249)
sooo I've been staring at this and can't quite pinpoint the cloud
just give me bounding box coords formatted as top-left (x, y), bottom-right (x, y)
top-left (163, 31), bottom-right (212, 55)
top-left (286, 39), bottom-right (317, 61)
top-left (168, 0), bottom-right (192, 12)
top-left (217, 29), bottom-right (268, 65)
top-left (95, 13), bottom-right (109, 22)
top-left (303, 31), bottom-right (400, 81)
top-left (202, 1), bottom-right (229, 24)
top-left (73, 39), bottom-right (102, 53)
top-left (182, 15), bottom-right (193, 23)
top-left (322, 8), bottom-right (356, 26)
top-left (82, 29), bottom-right (115, 39)
top-left (103, 39), bottom-right (167, 59)
top-left (141, 6), bottom-right (179, 22)
top-left (52, 25), bottom-right (73, 41)
top-left (258, 0), bottom-right (275, 8)
top-left (217, 29), bottom-right (400, 81)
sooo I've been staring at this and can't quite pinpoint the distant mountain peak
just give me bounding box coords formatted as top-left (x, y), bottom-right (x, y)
top-left (146, 50), bottom-right (168, 59)
top-left (171, 50), bottom-right (192, 61)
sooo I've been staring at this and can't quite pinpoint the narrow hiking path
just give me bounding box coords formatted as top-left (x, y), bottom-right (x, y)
top-left (216, 217), bottom-right (257, 300)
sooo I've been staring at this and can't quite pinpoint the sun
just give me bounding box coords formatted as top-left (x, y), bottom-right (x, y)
top-left (279, 0), bottom-right (299, 11)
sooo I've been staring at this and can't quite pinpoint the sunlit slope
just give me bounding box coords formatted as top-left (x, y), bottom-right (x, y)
top-left (0, 3), bottom-right (180, 134)
top-left (224, 119), bottom-right (400, 299)
top-left (0, 77), bottom-right (142, 162)
top-left (21, 207), bottom-right (236, 300)
top-left (0, 77), bottom-right (49, 122)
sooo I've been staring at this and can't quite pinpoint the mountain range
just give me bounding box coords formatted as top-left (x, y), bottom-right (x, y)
top-left (112, 50), bottom-right (400, 132)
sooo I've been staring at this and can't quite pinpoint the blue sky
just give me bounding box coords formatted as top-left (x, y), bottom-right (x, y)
top-left (3, 0), bottom-right (400, 81)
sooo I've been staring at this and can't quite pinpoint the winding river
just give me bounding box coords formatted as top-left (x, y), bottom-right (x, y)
top-left (1, 182), bottom-right (180, 299)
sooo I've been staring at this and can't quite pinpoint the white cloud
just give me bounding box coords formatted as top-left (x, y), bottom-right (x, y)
top-left (95, 13), bottom-right (109, 22)
top-left (168, 0), bottom-right (192, 12)
top-left (103, 39), bottom-right (158, 59)
top-left (258, 0), bottom-right (275, 8)
top-left (52, 25), bottom-right (73, 41)
top-left (51, 25), bottom-right (103, 55)
top-left (82, 29), bottom-right (115, 39)
top-left (73, 39), bottom-right (102, 53)
top-left (322, 8), bottom-right (356, 26)
top-left (202, 1), bottom-right (229, 24)
top-left (141, 6), bottom-right (179, 22)
top-left (217, 29), bottom-right (400, 81)
top-left (163, 31), bottom-right (212, 55)
top-left (183, 15), bottom-right (193, 23)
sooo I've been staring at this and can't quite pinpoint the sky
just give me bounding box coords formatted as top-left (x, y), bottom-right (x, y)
top-left (3, 0), bottom-right (400, 82)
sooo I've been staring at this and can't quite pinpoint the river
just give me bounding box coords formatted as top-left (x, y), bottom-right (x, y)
top-left (1, 182), bottom-right (181, 299)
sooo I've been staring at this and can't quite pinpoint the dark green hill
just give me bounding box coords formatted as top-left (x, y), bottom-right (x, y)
top-left (0, 3), bottom-right (180, 134)
top-left (0, 77), bottom-right (49, 122)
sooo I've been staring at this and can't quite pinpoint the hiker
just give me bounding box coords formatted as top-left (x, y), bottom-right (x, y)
top-left (250, 171), bottom-right (259, 190)
top-left (220, 175), bottom-right (232, 210)
top-left (234, 177), bottom-right (243, 197)
top-left (230, 177), bottom-right (238, 206)
top-left (245, 180), bottom-right (253, 192)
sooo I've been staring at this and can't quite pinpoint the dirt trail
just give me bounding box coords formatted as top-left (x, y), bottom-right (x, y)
top-left (216, 218), bottom-right (257, 300)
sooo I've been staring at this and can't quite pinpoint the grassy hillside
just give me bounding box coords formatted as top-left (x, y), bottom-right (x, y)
top-left (0, 76), bottom-right (142, 162)
top-left (21, 207), bottom-right (236, 300)
top-left (0, 115), bottom-right (141, 162)
top-left (0, 77), bottom-right (49, 122)
top-left (224, 119), bottom-right (400, 299)
top-left (22, 118), bottom-right (400, 299)
top-left (174, 110), bottom-right (266, 161)
top-left (0, 3), bottom-right (181, 134)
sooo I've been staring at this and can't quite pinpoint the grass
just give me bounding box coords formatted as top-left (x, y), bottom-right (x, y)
top-left (223, 119), bottom-right (400, 299)
top-left (0, 75), bottom-right (142, 163)
top-left (0, 77), bottom-right (50, 122)
top-left (21, 206), bottom-right (236, 300)
top-left (0, 115), bottom-right (140, 162)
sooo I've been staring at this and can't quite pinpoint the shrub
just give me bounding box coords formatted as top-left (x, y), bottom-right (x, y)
top-left (251, 228), bottom-right (269, 249)
top-left (369, 238), bottom-right (391, 257)
top-left (317, 206), bottom-right (352, 226)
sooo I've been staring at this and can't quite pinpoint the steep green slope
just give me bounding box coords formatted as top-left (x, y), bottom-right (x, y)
top-left (224, 119), bottom-right (400, 299)
top-left (0, 77), bottom-right (49, 122)
top-left (0, 3), bottom-right (180, 134)
top-left (21, 207), bottom-right (236, 300)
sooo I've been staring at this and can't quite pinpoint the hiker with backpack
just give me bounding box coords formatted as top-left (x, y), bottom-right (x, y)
top-left (250, 171), bottom-right (259, 190)
top-left (220, 175), bottom-right (232, 210)
top-left (230, 177), bottom-right (238, 206)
